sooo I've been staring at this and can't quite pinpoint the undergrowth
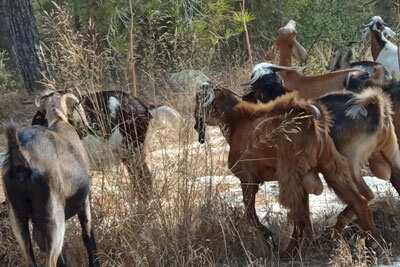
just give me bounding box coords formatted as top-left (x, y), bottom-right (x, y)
top-left (1, 5), bottom-right (400, 267)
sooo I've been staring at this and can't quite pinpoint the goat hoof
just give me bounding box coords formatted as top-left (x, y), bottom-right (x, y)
top-left (260, 227), bottom-right (275, 247)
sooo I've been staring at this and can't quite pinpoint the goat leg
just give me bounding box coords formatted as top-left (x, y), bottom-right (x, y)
top-left (122, 150), bottom-right (153, 202)
top-left (281, 193), bottom-right (313, 258)
top-left (56, 254), bottom-right (67, 267)
top-left (9, 207), bottom-right (37, 267)
top-left (334, 173), bottom-right (375, 233)
top-left (323, 170), bottom-right (380, 242)
top-left (45, 198), bottom-right (65, 267)
top-left (78, 197), bottom-right (100, 267)
top-left (241, 182), bottom-right (275, 246)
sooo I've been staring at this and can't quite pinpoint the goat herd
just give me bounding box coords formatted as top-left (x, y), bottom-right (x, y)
top-left (2, 15), bottom-right (400, 266)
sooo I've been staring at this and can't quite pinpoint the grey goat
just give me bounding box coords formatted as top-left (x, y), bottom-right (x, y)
top-left (2, 91), bottom-right (99, 267)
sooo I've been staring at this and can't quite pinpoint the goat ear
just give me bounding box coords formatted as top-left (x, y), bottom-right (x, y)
top-left (291, 40), bottom-right (307, 64)
top-left (54, 108), bottom-right (69, 124)
top-left (35, 89), bottom-right (55, 108)
top-left (34, 96), bottom-right (42, 108)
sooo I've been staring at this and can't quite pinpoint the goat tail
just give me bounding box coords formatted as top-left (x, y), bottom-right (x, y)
top-left (5, 125), bottom-right (29, 170)
top-left (345, 87), bottom-right (392, 130)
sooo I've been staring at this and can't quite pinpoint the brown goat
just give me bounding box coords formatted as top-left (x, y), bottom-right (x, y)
top-left (273, 20), bottom-right (374, 95)
top-left (247, 64), bottom-right (400, 234)
top-left (274, 20), bottom-right (307, 66)
top-left (194, 84), bottom-right (380, 255)
top-left (278, 67), bottom-right (369, 98)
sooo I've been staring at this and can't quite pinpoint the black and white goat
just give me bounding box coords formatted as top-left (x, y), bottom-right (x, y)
top-left (2, 91), bottom-right (99, 267)
top-left (32, 90), bottom-right (182, 200)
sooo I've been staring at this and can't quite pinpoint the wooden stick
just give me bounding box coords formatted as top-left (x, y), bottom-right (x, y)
top-left (242, 0), bottom-right (253, 65)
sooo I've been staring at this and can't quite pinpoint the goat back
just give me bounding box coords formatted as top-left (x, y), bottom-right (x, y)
top-left (317, 88), bottom-right (392, 149)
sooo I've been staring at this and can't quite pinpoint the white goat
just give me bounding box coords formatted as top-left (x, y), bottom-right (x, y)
top-left (362, 16), bottom-right (399, 80)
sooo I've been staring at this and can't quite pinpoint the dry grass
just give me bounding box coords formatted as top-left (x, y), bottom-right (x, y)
top-left (2, 5), bottom-right (400, 267)
top-left (2, 92), bottom-right (400, 266)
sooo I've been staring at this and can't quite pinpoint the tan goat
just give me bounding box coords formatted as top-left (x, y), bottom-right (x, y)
top-left (274, 20), bottom-right (307, 66)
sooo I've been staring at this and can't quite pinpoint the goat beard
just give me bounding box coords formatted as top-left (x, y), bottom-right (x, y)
top-left (195, 118), bottom-right (206, 144)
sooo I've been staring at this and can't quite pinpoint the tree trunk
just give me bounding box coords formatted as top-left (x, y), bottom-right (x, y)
top-left (0, 0), bottom-right (16, 71)
top-left (6, 0), bottom-right (48, 92)
top-left (375, 0), bottom-right (396, 25)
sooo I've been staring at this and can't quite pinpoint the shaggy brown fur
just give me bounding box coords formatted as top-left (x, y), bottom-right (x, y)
top-left (194, 86), bottom-right (379, 255)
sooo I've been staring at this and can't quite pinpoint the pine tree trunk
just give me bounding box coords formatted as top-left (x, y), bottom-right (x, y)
top-left (0, 0), bottom-right (16, 70)
top-left (6, 0), bottom-right (48, 92)
top-left (375, 0), bottom-right (396, 25)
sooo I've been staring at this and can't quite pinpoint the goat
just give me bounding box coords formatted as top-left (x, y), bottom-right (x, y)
top-left (328, 44), bottom-right (389, 88)
top-left (326, 45), bottom-right (400, 196)
top-left (277, 65), bottom-right (370, 98)
top-left (328, 42), bottom-right (355, 71)
top-left (274, 20), bottom-right (307, 66)
top-left (272, 21), bottom-right (375, 93)
top-left (362, 16), bottom-right (400, 80)
top-left (194, 84), bottom-right (381, 255)
top-left (32, 90), bottom-right (153, 200)
top-left (246, 63), bottom-right (400, 232)
top-left (244, 62), bottom-right (372, 100)
top-left (2, 91), bottom-right (99, 267)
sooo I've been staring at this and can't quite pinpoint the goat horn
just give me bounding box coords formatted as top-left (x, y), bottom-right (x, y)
top-left (60, 93), bottom-right (91, 129)
top-left (60, 93), bottom-right (82, 121)
top-left (310, 104), bottom-right (321, 119)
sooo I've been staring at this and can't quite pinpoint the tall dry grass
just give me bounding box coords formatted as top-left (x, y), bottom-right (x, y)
top-left (2, 4), bottom-right (400, 267)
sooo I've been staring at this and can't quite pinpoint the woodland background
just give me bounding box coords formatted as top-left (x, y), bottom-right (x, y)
top-left (0, 0), bottom-right (399, 96)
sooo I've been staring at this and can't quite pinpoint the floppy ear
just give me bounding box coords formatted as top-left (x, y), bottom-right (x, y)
top-left (34, 89), bottom-right (55, 108)
top-left (54, 108), bottom-right (69, 124)
top-left (291, 39), bottom-right (307, 63)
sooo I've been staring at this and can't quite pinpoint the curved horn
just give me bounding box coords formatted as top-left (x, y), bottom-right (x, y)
top-left (310, 104), bottom-right (321, 119)
top-left (60, 92), bottom-right (90, 128)
top-left (60, 93), bottom-right (80, 112)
